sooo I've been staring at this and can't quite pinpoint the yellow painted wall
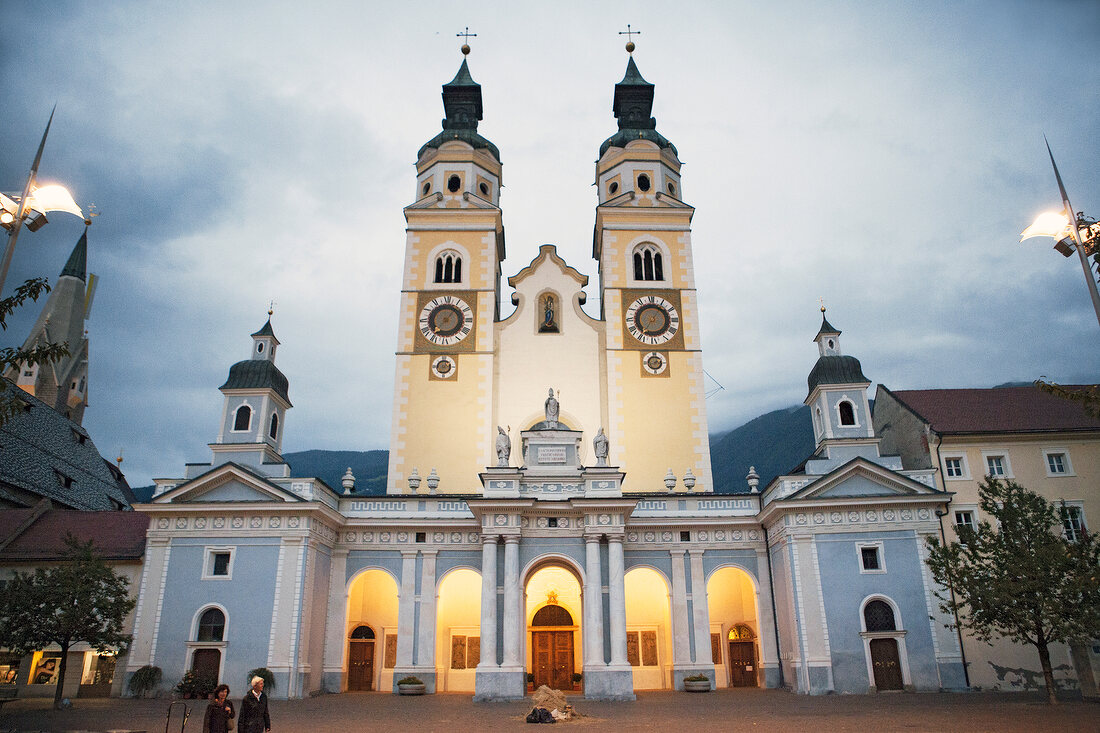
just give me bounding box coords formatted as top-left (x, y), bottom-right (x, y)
top-left (707, 567), bottom-right (760, 688)
top-left (624, 567), bottom-right (672, 689)
top-left (436, 568), bottom-right (482, 692)
top-left (525, 567), bottom-right (583, 676)
top-left (345, 569), bottom-right (399, 692)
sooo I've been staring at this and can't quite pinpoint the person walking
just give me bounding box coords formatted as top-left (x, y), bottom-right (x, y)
top-left (203, 684), bottom-right (235, 733)
top-left (238, 676), bottom-right (271, 733)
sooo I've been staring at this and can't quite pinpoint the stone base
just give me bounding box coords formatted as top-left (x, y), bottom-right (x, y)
top-left (672, 665), bottom-right (714, 691)
top-left (321, 671), bottom-right (344, 694)
top-left (763, 665), bottom-right (782, 689)
top-left (474, 667), bottom-right (526, 701)
top-left (583, 665), bottom-right (635, 700)
top-left (391, 666), bottom-right (436, 694)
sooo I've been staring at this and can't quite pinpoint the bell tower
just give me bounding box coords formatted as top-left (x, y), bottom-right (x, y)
top-left (386, 45), bottom-right (506, 494)
top-left (594, 45), bottom-right (713, 493)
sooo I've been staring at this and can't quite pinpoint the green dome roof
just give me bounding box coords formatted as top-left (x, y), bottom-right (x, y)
top-left (419, 58), bottom-right (500, 162)
top-left (807, 355), bottom-right (869, 394)
top-left (599, 57), bottom-right (677, 158)
top-left (220, 359), bottom-right (291, 406)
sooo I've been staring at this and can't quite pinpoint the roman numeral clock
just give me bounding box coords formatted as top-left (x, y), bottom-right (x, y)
top-left (416, 293), bottom-right (477, 381)
top-left (620, 289), bottom-right (685, 378)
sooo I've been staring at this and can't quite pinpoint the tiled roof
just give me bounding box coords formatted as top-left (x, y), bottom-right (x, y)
top-left (0, 379), bottom-right (135, 510)
top-left (0, 507), bottom-right (148, 562)
top-left (887, 385), bottom-right (1100, 434)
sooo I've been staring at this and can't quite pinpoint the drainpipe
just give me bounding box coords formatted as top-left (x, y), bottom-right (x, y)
top-left (934, 504), bottom-right (971, 689)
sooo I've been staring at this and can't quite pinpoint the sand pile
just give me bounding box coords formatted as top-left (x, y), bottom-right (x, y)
top-left (525, 685), bottom-right (581, 722)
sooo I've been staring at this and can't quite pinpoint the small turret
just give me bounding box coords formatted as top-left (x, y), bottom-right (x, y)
top-left (217, 314), bottom-right (292, 457)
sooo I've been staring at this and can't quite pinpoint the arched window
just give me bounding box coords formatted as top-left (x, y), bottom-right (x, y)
top-left (632, 244), bottom-right (664, 281)
top-left (863, 600), bottom-right (896, 632)
top-left (531, 604), bottom-right (574, 626)
top-left (839, 401), bottom-right (856, 426)
top-left (350, 625), bottom-right (375, 639)
top-left (434, 250), bottom-right (463, 284)
top-left (269, 412), bottom-right (279, 440)
top-left (233, 405), bottom-right (251, 431)
top-left (197, 608), bottom-right (226, 642)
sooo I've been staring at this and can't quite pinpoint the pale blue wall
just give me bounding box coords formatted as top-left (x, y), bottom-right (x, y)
top-left (156, 536), bottom-right (282, 693)
top-left (816, 530), bottom-right (940, 693)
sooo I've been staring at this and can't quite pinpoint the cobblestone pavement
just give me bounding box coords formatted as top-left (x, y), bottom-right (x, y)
top-left (1, 689), bottom-right (1097, 733)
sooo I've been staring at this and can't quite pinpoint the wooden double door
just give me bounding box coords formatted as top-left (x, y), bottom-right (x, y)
top-left (532, 631), bottom-right (574, 690)
top-left (727, 641), bottom-right (756, 687)
top-left (348, 641), bottom-right (375, 691)
top-left (870, 638), bottom-right (903, 691)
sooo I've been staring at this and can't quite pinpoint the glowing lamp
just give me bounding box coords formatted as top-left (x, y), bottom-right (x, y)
top-left (26, 184), bottom-right (83, 218)
top-left (1020, 211), bottom-right (1070, 242)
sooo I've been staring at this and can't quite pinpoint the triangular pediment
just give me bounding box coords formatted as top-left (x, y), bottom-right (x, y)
top-left (786, 458), bottom-right (941, 501)
top-left (152, 463), bottom-right (303, 504)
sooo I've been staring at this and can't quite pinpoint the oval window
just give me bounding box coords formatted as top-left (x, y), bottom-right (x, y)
top-left (667, 182), bottom-right (676, 195)
top-left (637, 174), bottom-right (651, 192)
top-left (608, 181), bottom-right (619, 195)
top-left (447, 175), bottom-right (461, 193)
top-left (479, 182), bottom-right (489, 196)
top-left (422, 181), bottom-right (431, 195)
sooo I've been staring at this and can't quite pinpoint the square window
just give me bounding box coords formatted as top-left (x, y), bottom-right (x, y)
top-left (547, 518), bottom-right (558, 528)
top-left (1048, 453), bottom-right (1066, 473)
top-left (944, 457), bottom-right (964, 478)
top-left (858, 543), bottom-right (885, 573)
top-left (680, 531), bottom-right (691, 542)
top-left (986, 455), bottom-right (1005, 477)
top-left (1061, 505), bottom-right (1086, 543)
top-left (1044, 450), bottom-right (1074, 476)
top-left (203, 548), bottom-right (235, 580)
top-left (954, 510), bottom-right (975, 531)
top-left (415, 532), bottom-right (426, 543)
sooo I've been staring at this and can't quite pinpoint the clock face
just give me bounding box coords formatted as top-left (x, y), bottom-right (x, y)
top-left (625, 296), bottom-right (679, 345)
top-left (419, 296), bottom-right (474, 346)
top-left (642, 351), bottom-right (668, 375)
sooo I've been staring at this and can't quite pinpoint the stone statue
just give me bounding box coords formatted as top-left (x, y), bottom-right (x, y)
top-left (495, 426), bottom-right (511, 466)
top-left (544, 388), bottom-right (559, 426)
top-left (593, 428), bottom-right (609, 466)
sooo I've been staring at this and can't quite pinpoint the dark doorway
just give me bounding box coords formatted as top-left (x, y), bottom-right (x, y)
top-left (191, 649), bottom-right (221, 682)
top-left (869, 638), bottom-right (903, 690)
top-left (532, 630), bottom-right (574, 691)
top-left (727, 641), bottom-right (756, 687)
top-left (348, 625), bottom-right (376, 691)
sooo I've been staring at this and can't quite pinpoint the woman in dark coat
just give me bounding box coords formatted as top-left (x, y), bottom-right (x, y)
top-left (238, 676), bottom-right (271, 733)
top-left (203, 684), bottom-right (235, 733)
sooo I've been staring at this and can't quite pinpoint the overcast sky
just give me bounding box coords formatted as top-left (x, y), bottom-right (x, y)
top-left (2, 1), bottom-right (1098, 489)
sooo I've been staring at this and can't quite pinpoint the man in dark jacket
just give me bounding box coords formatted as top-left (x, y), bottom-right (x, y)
top-left (238, 676), bottom-right (271, 733)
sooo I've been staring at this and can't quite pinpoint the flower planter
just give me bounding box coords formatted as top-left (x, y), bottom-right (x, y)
top-left (683, 680), bottom-right (711, 693)
top-left (398, 683), bottom-right (426, 695)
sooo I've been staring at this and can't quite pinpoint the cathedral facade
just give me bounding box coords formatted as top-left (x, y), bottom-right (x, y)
top-left (128, 50), bottom-right (965, 700)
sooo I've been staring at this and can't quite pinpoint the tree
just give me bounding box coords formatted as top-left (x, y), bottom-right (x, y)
top-left (0, 534), bottom-right (136, 708)
top-left (925, 477), bottom-right (1100, 703)
top-left (0, 276), bottom-right (69, 426)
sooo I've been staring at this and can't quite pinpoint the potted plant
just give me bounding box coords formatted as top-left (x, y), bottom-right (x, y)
top-left (397, 676), bottom-right (426, 695)
top-left (128, 665), bottom-right (162, 699)
top-left (174, 671), bottom-right (216, 699)
top-left (246, 667), bottom-right (276, 693)
top-left (572, 672), bottom-right (583, 691)
top-left (526, 672), bottom-right (535, 692)
top-left (683, 674), bottom-right (711, 692)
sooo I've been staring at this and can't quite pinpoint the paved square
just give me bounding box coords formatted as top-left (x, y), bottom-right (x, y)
top-left (1, 690), bottom-right (1097, 733)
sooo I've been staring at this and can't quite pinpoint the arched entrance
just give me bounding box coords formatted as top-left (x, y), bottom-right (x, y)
top-left (346, 569), bottom-right (399, 692)
top-left (707, 567), bottom-right (761, 688)
top-left (436, 568), bottom-right (482, 692)
top-left (525, 564), bottom-right (582, 692)
top-left (623, 567), bottom-right (672, 690)
top-left (861, 597), bottom-right (908, 691)
top-left (347, 625), bottom-right (376, 691)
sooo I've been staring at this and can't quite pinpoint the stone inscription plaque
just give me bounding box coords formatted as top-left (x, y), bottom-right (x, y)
top-left (537, 446), bottom-right (568, 464)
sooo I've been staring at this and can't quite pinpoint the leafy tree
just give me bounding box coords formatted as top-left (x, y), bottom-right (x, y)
top-left (1035, 379), bottom-right (1100, 419)
top-left (0, 277), bottom-right (70, 426)
top-left (925, 477), bottom-right (1100, 703)
top-left (0, 534), bottom-right (136, 708)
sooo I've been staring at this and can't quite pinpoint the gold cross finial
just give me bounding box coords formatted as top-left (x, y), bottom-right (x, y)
top-left (619, 24), bottom-right (640, 53)
top-left (268, 300), bottom-right (276, 317)
top-left (457, 26), bottom-right (477, 55)
top-left (819, 297), bottom-right (826, 314)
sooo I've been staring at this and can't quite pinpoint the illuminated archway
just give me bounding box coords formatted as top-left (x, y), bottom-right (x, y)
top-left (345, 569), bottom-right (399, 692)
top-left (624, 566), bottom-right (672, 690)
top-left (706, 566), bottom-right (761, 688)
top-left (436, 568), bottom-right (482, 692)
top-left (525, 564), bottom-right (582, 691)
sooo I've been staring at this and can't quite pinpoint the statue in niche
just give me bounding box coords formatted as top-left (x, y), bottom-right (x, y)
top-left (593, 428), bottom-right (609, 466)
top-left (495, 425), bottom-right (511, 466)
top-left (539, 294), bottom-right (559, 333)
top-left (544, 388), bottom-right (560, 427)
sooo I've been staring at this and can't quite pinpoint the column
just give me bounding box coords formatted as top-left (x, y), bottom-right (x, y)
top-left (607, 536), bottom-right (629, 667)
top-left (502, 537), bottom-right (522, 669)
top-left (477, 536), bottom-right (499, 669)
top-left (321, 549), bottom-right (349, 690)
top-left (584, 536), bottom-right (606, 667)
top-left (395, 551), bottom-right (417, 667)
top-left (417, 551), bottom-right (438, 670)
top-left (688, 550), bottom-right (712, 665)
top-left (669, 550), bottom-right (691, 666)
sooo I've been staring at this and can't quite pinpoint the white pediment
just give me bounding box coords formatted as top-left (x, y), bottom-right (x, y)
top-left (787, 458), bottom-right (941, 502)
top-left (152, 463), bottom-right (302, 504)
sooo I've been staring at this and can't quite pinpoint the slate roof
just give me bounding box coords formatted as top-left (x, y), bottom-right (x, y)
top-left (0, 379), bottom-right (135, 510)
top-left (59, 228), bottom-right (88, 281)
top-left (601, 57), bottom-right (677, 157)
top-left (0, 505), bottom-right (148, 562)
top-left (885, 385), bottom-right (1100, 435)
top-left (219, 359), bottom-right (292, 405)
top-left (807, 355), bottom-right (870, 393)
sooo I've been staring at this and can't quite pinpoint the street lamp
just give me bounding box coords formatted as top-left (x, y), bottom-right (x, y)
top-left (0, 108), bottom-right (87, 295)
top-left (1020, 140), bottom-right (1100, 330)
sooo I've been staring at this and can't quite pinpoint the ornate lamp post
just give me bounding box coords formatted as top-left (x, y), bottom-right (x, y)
top-left (0, 108), bottom-right (86, 295)
top-left (1020, 141), bottom-right (1100, 329)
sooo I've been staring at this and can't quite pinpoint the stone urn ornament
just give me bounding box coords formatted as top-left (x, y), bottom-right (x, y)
top-left (407, 467), bottom-right (421, 492)
top-left (683, 468), bottom-right (696, 490)
top-left (426, 468), bottom-right (440, 493)
top-left (664, 468), bottom-right (677, 491)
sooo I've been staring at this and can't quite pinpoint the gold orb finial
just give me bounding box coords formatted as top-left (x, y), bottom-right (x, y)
top-left (461, 43), bottom-right (471, 55)
top-left (819, 297), bottom-right (826, 314)
top-left (619, 24), bottom-right (640, 54)
top-left (268, 299), bottom-right (276, 317)
top-left (625, 41), bottom-right (635, 54)
top-left (457, 26), bottom-right (476, 56)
